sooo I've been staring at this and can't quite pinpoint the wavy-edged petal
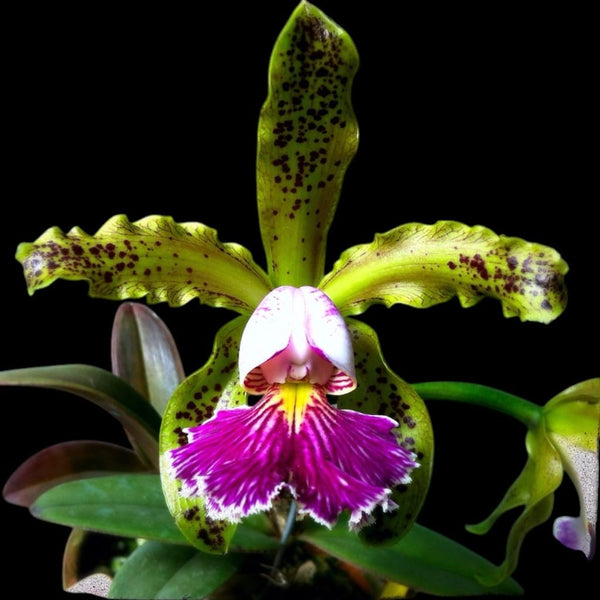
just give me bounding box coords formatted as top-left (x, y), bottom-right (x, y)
top-left (545, 378), bottom-right (600, 558)
top-left (16, 214), bottom-right (272, 315)
top-left (166, 382), bottom-right (416, 531)
top-left (166, 391), bottom-right (291, 523)
top-left (338, 319), bottom-right (433, 544)
top-left (320, 220), bottom-right (569, 324)
top-left (159, 316), bottom-right (248, 553)
top-left (257, 1), bottom-right (359, 287)
top-left (291, 384), bottom-right (416, 530)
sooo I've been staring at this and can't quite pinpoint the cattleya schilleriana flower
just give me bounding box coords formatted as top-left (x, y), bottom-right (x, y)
top-left (14, 1), bottom-right (569, 557)
top-left (168, 285), bottom-right (417, 530)
top-left (466, 378), bottom-right (599, 584)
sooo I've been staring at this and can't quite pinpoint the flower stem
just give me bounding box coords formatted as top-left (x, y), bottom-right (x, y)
top-left (413, 381), bottom-right (543, 429)
top-left (270, 500), bottom-right (298, 577)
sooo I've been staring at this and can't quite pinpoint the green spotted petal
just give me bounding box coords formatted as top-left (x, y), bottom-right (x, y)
top-left (466, 426), bottom-right (564, 585)
top-left (159, 316), bottom-right (247, 553)
top-left (320, 220), bottom-right (569, 324)
top-left (257, 1), bottom-right (359, 287)
top-left (17, 214), bottom-right (272, 315)
top-left (545, 378), bottom-right (600, 451)
top-left (338, 318), bottom-right (433, 544)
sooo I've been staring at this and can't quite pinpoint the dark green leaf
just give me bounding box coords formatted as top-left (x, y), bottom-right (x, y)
top-left (31, 474), bottom-right (280, 552)
top-left (108, 540), bottom-right (241, 599)
top-left (31, 473), bottom-right (186, 544)
top-left (300, 521), bottom-right (523, 596)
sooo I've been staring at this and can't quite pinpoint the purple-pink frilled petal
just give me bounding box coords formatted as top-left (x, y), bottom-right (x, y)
top-left (166, 383), bottom-right (417, 528)
top-left (292, 386), bottom-right (417, 529)
top-left (238, 286), bottom-right (356, 395)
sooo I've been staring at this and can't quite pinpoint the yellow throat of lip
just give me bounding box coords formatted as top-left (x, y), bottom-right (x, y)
top-left (277, 382), bottom-right (315, 432)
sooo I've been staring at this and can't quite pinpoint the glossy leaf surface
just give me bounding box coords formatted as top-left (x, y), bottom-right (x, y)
top-left (31, 474), bottom-right (278, 552)
top-left (31, 473), bottom-right (186, 544)
top-left (111, 302), bottom-right (185, 417)
top-left (3, 440), bottom-right (147, 507)
top-left (0, 364), bottom-right (161, 469)
top-left (108, 540), bottom-right (242, 599)
top-left (301, 520), bottom-right (523, 596)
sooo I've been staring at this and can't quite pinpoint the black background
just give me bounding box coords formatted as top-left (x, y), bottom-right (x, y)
top-left (2, 2), bottom-right (597, 598)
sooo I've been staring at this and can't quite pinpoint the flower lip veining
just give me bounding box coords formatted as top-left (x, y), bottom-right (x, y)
top-left (239, 286), bottom-right (357, 395)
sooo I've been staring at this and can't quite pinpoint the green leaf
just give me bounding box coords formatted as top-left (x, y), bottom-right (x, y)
top-left (3, 440), bottom-right (147, 507)
top-left (108, 540), bottom-right (242, 599)
top-left (257, 1), bottom-right (359, 287)
top-left (111, 302), bottom-right (185, 416)
top-left (31, 473), bottom-right (187, 544)
top-left (0, 364), bottom-right (161, 469)
top-left (159, 316), bottom-right (248, 554)
top-left (16, 214), bottom-right (271, 315)
top-left (31, 474), bottom-right (279, 553)
top-left (339, 319), bottom-right (433, 546)
top-left (320, 220), bottom-right (569, 323)
top-left (300, 521), bottom-right (524, 596)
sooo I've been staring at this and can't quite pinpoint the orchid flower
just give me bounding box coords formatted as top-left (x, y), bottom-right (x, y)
top-left (416, 379), bottom-right (599, 585)
top-left (14, 1), bottom-right (568, 556)
top-left (466, 378), bottom-right (599, 584)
